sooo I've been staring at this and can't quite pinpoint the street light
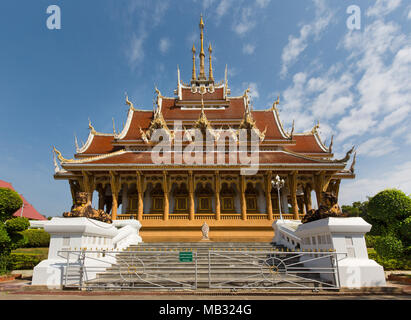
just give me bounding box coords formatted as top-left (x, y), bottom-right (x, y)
top-left (271, 175), bottom-right (285, 220)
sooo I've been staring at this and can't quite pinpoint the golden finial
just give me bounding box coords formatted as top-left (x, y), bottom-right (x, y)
top-left (53, 146), bottom-right (73, 163)
top-left (329, 135), bottom-right (334, 153)
top-left (192, 43), bottom-right (197, 81)
top-left (208, 43), bottom-right (214, 82)
top-left (199, 14), bottom-right (206, 80)
top-left (199, 14), bottom-right (204, 28)
top-left (311, 120), bottom-right (320, 134)
top-left (272, 95), bottom-right (280, 109)
top-left (350, 152), bottom-right (357, 173)
top-left (112, 118), bottom-right (116, 135)
top-left (74, 134), bottom-right (80, 152)
top-left (125, 93), bottom-right (134, 109)
top-left (290, 120), bottom-right (295, 139)
top-left (88, 118), bottom-right (96, 134)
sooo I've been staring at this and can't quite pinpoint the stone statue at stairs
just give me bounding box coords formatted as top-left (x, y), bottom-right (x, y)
top-left (201, 222), bottom-right (210, 240)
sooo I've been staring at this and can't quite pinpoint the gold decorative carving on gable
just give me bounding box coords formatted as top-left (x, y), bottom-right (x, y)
top-left (170, 174), bottom-right (189, 187)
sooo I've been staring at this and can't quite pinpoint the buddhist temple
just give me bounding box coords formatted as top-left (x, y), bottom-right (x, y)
top-left (53, 16), bottom-right (356, 242)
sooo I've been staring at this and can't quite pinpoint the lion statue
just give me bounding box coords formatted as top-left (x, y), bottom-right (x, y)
top-left (63, 192), bottom-right (112, 224)
top-left (301, 192), bottom-right (345, 224)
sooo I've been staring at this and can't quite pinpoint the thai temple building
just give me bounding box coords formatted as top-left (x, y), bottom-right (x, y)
top-left (53, 17), bottom-right (356, 242)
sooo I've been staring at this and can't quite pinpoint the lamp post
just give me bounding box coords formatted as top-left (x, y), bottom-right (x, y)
top-left (271, 175), bottom-right (285, 220)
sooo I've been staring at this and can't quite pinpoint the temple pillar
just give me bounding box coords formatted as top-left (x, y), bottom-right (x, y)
top-left (97, 185), bottom-right (105, 210)
top-left (69, 180), bottom-right (80, 205)
top-left (313, 172), bottom-right (325, 207)
top-left (281, 187), bottom-right (289, 214)
top-left (163, 171), bottom-right (169, 221)
top-left (82, 171), bottom-right (94, 203)
top-left (288, 171), bottom-right (299, 220)
top-left (215, 171), bottom-right (221, 221)
top-left (240, 175), bottom-right (247, 221)
top-left (109, 171), bottom-right (120, 220)
top-left (136, 171), bottom-right (144, 221)
top-left (304, 184), bottom-right (313, 212)
top-left (265, 171), bottom-right (273, 220)
top-left (297, 197), bottom-right (305, 215)
top-left (188, 171), bottom-right (195, 220)
top-left (121, 184), bottom-right (128, 214)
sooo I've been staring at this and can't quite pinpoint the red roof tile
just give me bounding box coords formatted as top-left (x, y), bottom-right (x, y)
top-left (286, 134), bottom-right (329, 154)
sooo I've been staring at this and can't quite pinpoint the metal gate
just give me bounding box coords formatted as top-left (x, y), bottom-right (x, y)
top-left (207, 249), bottom-right (343, 290)
top-left (60, 248), bottom-right (198, 290)
top-left (60, 248), bottom-right (344, 291)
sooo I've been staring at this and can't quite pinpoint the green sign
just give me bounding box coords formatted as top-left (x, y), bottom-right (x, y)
top-left (179, 251), bottom-right (193, 262)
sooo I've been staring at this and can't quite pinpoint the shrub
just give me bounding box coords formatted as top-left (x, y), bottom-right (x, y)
top-left (400, 216), bottom-right (411, 242)
top-left (9, 253), bottom-right (42, 270)
top-left (21, 229), bottom-right (50, 248)
top-left (368, 189), bottom-right (411, 235)
top-left (5, 217), bottom-right (30, 233)
top-left (368, 248), bottom-right (411, 270)
top-left (0, 188), bottom-right (23, 222)
top-left (375, 235), bottom-right (404, 259)
top-left (365, 235), bottom-right (379, 248)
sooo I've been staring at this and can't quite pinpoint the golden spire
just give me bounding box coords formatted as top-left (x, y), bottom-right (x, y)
top-left (191, 43), bottom-right (196, 81)
top-left (208, 43), bottom-right (214, 82)
top-left (199, 14), bottom-right (206, 80)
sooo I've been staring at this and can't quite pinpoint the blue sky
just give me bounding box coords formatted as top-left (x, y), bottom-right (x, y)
top-left (1, 0), bottom-right (410, 217)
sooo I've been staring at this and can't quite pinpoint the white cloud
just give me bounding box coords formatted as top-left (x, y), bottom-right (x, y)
top-left (256, 0), bottom-right (270, 8)
top-left (127, 32), bottom-right (147, 68)
top-left (233, 7), bottom-right (256, 35)
top-left (408, 9), bottom-right (411, 19)
top-left (159, 38), bottom-right (170, 54)
top-left (216, 0), bottom-right (232, 20)
top-left (339, 161), bottom-right (411, 205)
top-left (152, 2), bottom-right (169, 27)
top-left (357, 137), bottom-right (397, 157)
top-left (337, 18), bottom-right (411, 141)
top-left (366, 0), bottom-right (402, 17)
top-left (203, 0), bottom-right (217, 10)
top-left (280, 0), bottom-right (334, 77)
top-left (406, 133), bottom-right (411, 145)
top-left (242, 44), bottom-right (255, 55)
top-left (242, 82), bottom-right (260, 101)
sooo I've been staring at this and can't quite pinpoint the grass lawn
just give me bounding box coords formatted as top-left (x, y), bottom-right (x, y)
top-left (12, 247), bottom-right (49, 260)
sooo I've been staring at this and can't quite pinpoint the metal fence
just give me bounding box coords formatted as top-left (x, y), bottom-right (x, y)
top-left (208, 249), bottom-right (344, 290)
top-left (59, 249), bottom-right (198, 290)
top-left (59, 248), bottom-right (345, 291)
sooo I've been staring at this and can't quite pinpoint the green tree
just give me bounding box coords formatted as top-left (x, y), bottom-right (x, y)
top-left (367, 189), bottom-right (411, 263)
top-left (0, 188), bottom-right (29, 274)
top-left (368, 189), bottom-right (411, 237)
top-left (0, 187), bottom-right (23, 221)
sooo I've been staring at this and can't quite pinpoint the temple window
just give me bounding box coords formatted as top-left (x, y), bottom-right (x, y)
top-left (173, 183), bottom-right (189, 213)
top-left (151, 183), bottom-right (164, 214)
top-left (245, 183), bottom-right (259, 213)
top-left (196, 184), bottom-right (213, 213)
top-left (220, 183), bottom-right (236, 213)
top-left (128, 195), bottom-right (138, 212)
